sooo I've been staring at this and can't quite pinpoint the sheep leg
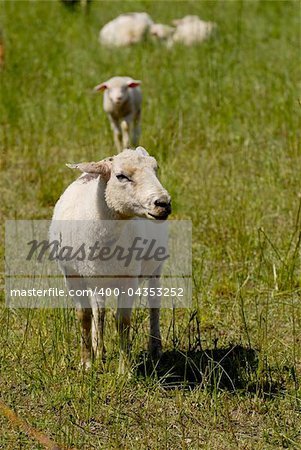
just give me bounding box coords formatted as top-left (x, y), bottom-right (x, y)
top-left (148, 276), bottom-right (162, 360)
top-left (120, 119), bottom-right (131, 149)
top-left (91, 293), bottom-right (106, 361)
top-left (109, 116), bottom-right (122, 151)
top-left (116, 305), bottom-right (132, 374)
top-left (76, 307), bottom-right (93, 369)
top-left (113, 130), bottom-right (122, 152)
top-left (116, 281), bottom-right (136, 374)
top-left (64, 271), bottom-right (93, 369)
top-left (132, 112), bottom-right (141, 146)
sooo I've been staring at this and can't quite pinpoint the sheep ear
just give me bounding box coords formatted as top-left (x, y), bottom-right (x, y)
top-left (127, 80), bottom-right (141, 88)
top-left (93, 83), bottom-right (108, 92)
top-left (135, 146), bottom-right (149, 157)
top-left (66, 161), bottom-right (111, 181)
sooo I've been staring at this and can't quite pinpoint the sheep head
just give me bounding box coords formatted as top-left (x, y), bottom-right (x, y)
top-left (93, 76), bottom-right (141, 106)
top-left (150, 23), bottom-right (175, 40)
top-left (67, 147), bottom-right (171, 220)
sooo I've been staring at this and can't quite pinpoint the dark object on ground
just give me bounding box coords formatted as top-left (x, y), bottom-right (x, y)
top-left (137, 345), bottom-right (283, 395)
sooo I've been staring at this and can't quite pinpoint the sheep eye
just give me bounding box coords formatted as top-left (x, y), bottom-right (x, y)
top-left (116, 174), bottom-right (131, 182)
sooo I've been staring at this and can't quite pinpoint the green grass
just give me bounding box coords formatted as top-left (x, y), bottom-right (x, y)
top-left (0, 0), bottom-right (300, 448)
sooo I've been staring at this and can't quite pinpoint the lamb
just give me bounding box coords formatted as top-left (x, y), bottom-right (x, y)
top-left (151, 15), bottom-right (216, 47)
top-left (94, 76), bottom-right (142, 152)
top-left (99, 12), bottom-right (153, 47)
top-left (49, 147), bottom-right (171, 373)
top-left (171, 15), bottom-right (217, 46)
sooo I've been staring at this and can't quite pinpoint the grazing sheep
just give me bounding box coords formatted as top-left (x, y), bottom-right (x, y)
top-left (151, 16), bottom-right (216, 47)
top-left (99, 12), bottom-right (153, 47)
top-left (171, 16), bottom-right (216, 46)
top-left (94, 76), bottom-right (142, 152)
top-left (50, 147), bottom-right (171, 373)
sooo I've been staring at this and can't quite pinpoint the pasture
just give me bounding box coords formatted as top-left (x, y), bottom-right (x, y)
top-left (0, 1), bottom-right (300, 448)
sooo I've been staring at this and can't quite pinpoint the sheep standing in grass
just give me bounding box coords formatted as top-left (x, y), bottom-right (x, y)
top-left (50, 147), bottom-right (171, 373)
top-left (94, 76), bottom-right (142, 152)
top-left (99, 12), bottom-right (153, 47)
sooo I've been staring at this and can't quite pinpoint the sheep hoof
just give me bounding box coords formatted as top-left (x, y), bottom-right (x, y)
top-left (79, 359), bottom-right (92, 371)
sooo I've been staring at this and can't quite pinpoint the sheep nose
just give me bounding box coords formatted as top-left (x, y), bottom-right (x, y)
top-left (154, 199), bottom-right (172, 213)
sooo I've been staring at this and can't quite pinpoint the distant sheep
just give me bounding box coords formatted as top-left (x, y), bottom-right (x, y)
top-left (99, 12), bottom-right (153, 47)
top-left (171, 15), bottom-right (216, 46)
top-left (94, 76), bottom-right (142, 152)
top-left (151, 15), bottom-right (216, 47)
top-left (50, 147), bottom-right (172, 373)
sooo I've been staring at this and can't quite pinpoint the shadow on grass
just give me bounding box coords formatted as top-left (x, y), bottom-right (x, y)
top-left (137, 345), bottom-right (283, 395)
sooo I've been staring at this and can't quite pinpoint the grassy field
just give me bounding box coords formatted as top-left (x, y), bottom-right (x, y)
top-left (0, 0), bottom-right (300, 448)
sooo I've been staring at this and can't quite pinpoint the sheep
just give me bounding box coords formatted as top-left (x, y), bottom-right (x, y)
top-left (99, 12), bottom-right (153, 47)
top-left (94, 76), bottom-right (142, 152)
top-left (49, 147), bottom-right (171, 373)
top-left (151, 16), bottom-right (216, 47)
top-left (171, 16), bottom-right (217, 46)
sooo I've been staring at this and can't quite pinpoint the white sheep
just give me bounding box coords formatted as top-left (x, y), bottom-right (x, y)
top-left (171, 16), bottom-right (217, 46)
top-left (99, 12), bottom-right (153, 47)
top-left (49, 147), bottom-right (171, 373)
top-left (151, 16), bottom-right (216, 47)
top-left (94, 76), bottom-right (142, 152)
